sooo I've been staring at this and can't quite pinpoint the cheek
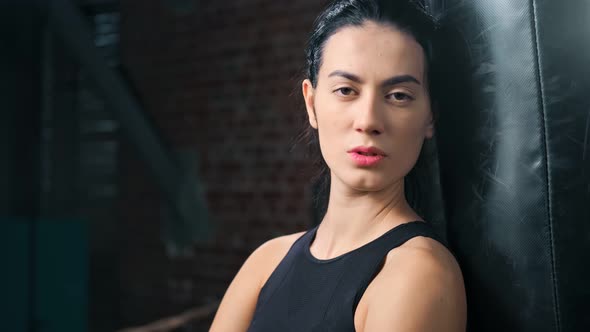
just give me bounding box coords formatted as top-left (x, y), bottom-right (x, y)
top-left (313, 103), bottom-right (349, 168)
top-left (314, 95), bottom-right (349, 139)
top-left (387, 114), bottom-right (430, 163)
top-left (391, 106), bottom-right (431, 137)
top-left (393, 120), bottom-right (428, 154)
top-left (316, 117), bottom-right (345, 163)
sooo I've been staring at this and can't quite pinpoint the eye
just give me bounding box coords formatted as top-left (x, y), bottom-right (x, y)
top-left (388, 91), bottom-right (414, 102)
top-left (334, 87), bottom-right (357, 97)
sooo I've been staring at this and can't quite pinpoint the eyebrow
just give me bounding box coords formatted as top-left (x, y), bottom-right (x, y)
top-left (327, 70), bottom-right (421, 86)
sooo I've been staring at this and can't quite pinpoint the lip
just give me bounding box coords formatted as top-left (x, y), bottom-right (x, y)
top-left (347, 146), bottom-right (387, 167)
top-left (348, 146), bottom-right (387, 156)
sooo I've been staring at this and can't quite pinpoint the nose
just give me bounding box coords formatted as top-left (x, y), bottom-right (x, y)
top-left (354, 94), bottom-right (384, 135)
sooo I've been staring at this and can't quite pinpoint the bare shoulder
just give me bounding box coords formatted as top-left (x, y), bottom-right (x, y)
top-left (357, 236), bottom-right (467, 332)
top-left (256, 230), bottom-right (308, 255)
top-left (395, 235), bottom-right (462, 275)
top-left (209, 230), bottom-right (307, 332)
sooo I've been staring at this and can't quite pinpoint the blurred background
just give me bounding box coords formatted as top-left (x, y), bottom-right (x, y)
top-left (1, 0), bottom-right (329, 330)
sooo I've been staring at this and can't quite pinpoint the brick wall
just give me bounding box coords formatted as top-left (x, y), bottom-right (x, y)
top-left (118, 0), bottom-right (328, 327)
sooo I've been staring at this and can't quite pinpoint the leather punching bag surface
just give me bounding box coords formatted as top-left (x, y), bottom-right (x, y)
top-left (433, 0), bottom-right (590, 331)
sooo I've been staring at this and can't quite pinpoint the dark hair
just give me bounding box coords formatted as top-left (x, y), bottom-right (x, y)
top-left (297, 0), bottom-right (441, 222)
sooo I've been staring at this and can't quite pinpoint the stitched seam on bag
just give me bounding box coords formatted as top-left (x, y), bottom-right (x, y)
top-left (530, 0), bottom-right (561, 330)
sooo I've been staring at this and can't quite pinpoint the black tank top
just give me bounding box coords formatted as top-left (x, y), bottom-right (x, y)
top-left (246, 221), bottom-right (444, 332)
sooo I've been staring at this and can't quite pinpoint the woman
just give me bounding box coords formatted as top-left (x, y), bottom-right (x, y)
top-left (210, 0), bottom-right (466, 331)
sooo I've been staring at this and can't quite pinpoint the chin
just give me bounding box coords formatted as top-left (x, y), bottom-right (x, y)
top-left (329, 161), bottom-right (403, 192)
top-left (344, 173), bottom-right (392, 192)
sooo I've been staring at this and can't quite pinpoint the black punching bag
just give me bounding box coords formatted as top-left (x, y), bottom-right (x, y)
top-left (431, 0), bottom-right (590, 331)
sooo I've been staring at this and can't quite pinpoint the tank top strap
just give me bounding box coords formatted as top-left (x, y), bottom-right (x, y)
top-left (344, 221), bottom-right (445, 312)
top-left (369, 220), bottom-right (444, 253)
top-left (252, 226), bottom-right (317, 310)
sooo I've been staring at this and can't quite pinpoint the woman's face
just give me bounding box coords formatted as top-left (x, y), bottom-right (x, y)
top-left (302, 21), bottom-right (434, 193)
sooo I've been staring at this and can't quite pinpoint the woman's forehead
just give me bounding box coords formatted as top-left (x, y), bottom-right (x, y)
top-left (319, 22), bottom-right (425, 81)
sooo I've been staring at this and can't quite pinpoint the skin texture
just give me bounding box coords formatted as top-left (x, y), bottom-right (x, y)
top-left (210, 22), bottom-right (467, 332)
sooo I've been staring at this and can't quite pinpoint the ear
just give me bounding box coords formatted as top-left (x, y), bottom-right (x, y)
top-left (425, 110), bottom-right (435, 139)
top-left (302, 78), bottom-right (318, 129)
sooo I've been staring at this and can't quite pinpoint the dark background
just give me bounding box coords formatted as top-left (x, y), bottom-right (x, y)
top-left (1, 0), bottom-right (329, 330)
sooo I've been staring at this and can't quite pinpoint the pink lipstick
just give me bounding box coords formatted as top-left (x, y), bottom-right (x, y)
top-left (347, 146), bottom-right (386, 167)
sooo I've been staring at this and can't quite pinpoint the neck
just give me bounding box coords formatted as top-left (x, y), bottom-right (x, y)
top-left (312, 174), bottom-right (422, 259)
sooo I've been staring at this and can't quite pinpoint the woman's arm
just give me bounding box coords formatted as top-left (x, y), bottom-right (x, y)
top-left (359, 238), bottom-right (467, 332)
top-left (209, 232), bottom-right (305, 332)
top-left (208, 244), bottom-right (266, 332)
